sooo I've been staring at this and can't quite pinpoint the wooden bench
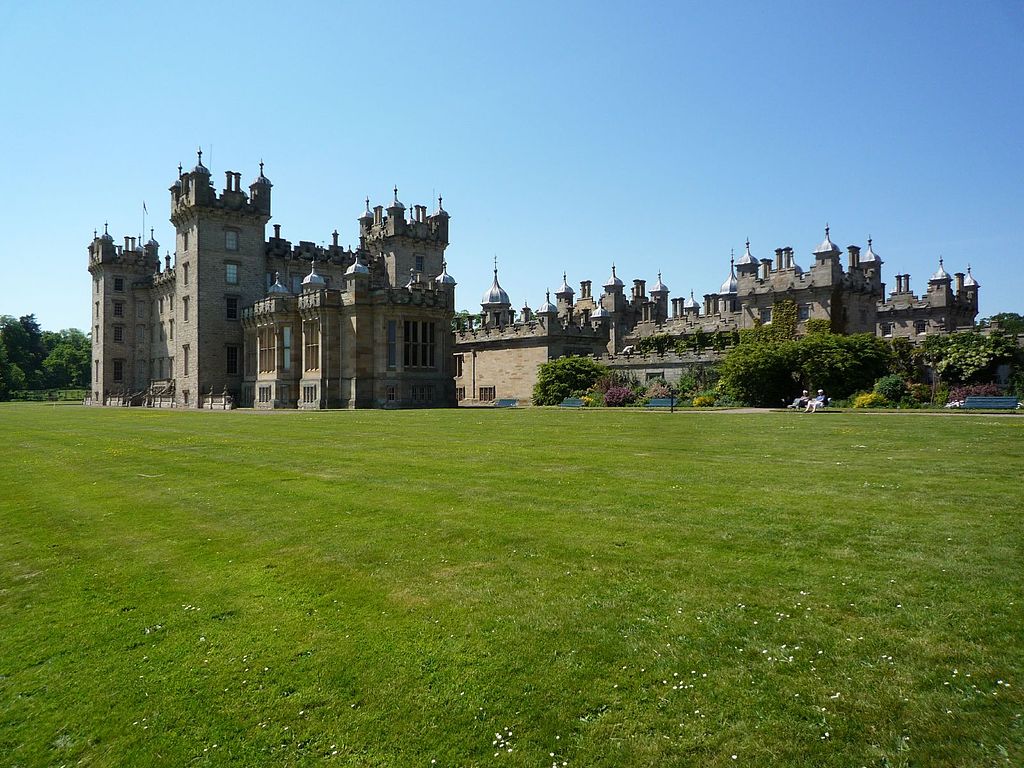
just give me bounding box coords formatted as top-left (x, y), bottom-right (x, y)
top-left (558, 397), bottom-right (585, 408)
top-left (645, 397), bottom-right (676, 411)
top-left (962, 396), bottom-right (1020, 410)
top-left (493, 398), bottom-right (518, 408)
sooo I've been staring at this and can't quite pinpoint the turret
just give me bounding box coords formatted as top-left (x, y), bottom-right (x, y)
top-left (735, 239), bottom-right (759, 277)
top-left (649, 272), bottom-right (669, 322)
top-left (249, 160), bottom-right (272, 215)
top-left (555, 272), bottom-right (575, 314)
top-left (481, 261), bottom-right (513, 327)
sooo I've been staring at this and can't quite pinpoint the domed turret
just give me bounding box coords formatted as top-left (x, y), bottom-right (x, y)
top-left (683, 290), bottom-right (700, 312)
top-left (302, 262), bottom-right (326, 289)
top-left (359, 197), bottom-right (373, 222)
top-left (100, 222), bottom-right (113, 242)
top-left (814, 225), bottom-right (840, 256)
top-left (651, 271), bottom-right (669, 294)
top-left (719, 259), bottom-right (738, 294)
top-left (861, 236), bottom-right (881, 264)
top-left (192, 148), bottom-right (210, 176)
top-left (435, 260), bottom-right (456, 286)
top-left (431, 195), bottom-right (449, 219)
top-left (387, 186), bottom-right (405, 211)
top-left (963, 264), bottom-right (979, 287)
top-left (346, 250), bottom-right (370, 276)
top-left (930, 257), bottom-right (951, 282)
top-left (537, 290), bottom-right (558, 316)
top-left (267, 271), bottom-right (290, 295)
top-left (604, 264), bottom-right (624, 290)
top-left (250, 159), bottom-right (271, 188)
top-left (556, 272), bottom-right (574, 297)
top-left (591, 303), bottom-right (611, 319)
top-left (481, 264), bottom-right (511, 307)
top-left (736, 239), bottom-right (758, 269)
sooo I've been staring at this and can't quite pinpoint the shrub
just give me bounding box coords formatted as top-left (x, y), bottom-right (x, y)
top-left (692, 394), bottom-right (716, 407)
top-left (907, 383), bottom-right (933, 404)
top-left (604, 386), bottom-right (635, 407)
top-left (853, 392), bottom-right (889, 408)
top-left (873, 374), bottom-right (907, 402)
top-left (948, 382), bottom-right (1001, 403)
top-left (645, 381), bottom-right (672, 400)
top-left (532, 356), bottom-right (608, 405)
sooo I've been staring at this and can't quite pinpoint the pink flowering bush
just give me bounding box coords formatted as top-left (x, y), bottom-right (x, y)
top-left (604, 386), bottom-right (636, 407)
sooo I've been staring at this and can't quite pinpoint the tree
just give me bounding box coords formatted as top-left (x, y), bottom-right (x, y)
top-left (42, 329), bottom-right (91, 387)
top-left (718, 340), bottom-right (799, 407)
top-left (797, 333), bottom-right (892, 399)
top-left (532, 356), bottom-right (608, 405)
top-left (921, 331), bottom-right (1017, 385)
top-left (978, 312), bottom-right (1024, 335)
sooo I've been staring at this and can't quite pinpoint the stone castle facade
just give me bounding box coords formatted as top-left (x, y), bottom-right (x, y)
top-left (88, 152), bottom-right (456, 409)
top-left (88, 154), bottom-right (980, 409)
top-left (453, 229), bottom-right (979, 403)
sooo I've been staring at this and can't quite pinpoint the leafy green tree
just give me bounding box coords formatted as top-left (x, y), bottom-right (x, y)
top-left (978, 312), bottom-right (1024, 334)
top-left (532, 356), bottom-right (608, 405)
top-left (921, 331), bottom-right (1017, 384)
top-left (718, 340), bottom-right (799, 407)
top-left (42, 329), bottom-right (91, 387)
top-left (797, 333), bottom-right (891, 399)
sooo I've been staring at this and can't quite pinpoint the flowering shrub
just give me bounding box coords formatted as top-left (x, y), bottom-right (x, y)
top-left (948, 382), bottom-right (1001, 403)
top-left (604, 386), bottom-right (635, 407)
top-left (645, 381), bottom-right (672, 400)
top-left (853, 392), bottom-right (889, 408)
top-left (907, 383), bottom-right (932, 403)
top-left (692, 394), bottom-right (716, 407)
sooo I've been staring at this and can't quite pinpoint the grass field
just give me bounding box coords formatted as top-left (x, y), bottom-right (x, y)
top-left (1, 404), bottom-right (1022, 767)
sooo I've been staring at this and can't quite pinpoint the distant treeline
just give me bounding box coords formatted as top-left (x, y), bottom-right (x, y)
top-left (0, 315), bottom-right (90, 400)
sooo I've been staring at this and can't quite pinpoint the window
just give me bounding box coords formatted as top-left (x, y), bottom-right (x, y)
top-left (304, 320), bottom-right (320, 370)
top-left (112, 359), bottom-right (124, 382)
top-left (159, 297), bottom-right (164, 314)
top-left (94, 325), bottom-right (99, 341)
top-left (386, 385), bottom-right (397, 402)
top-left (113, 301), bottom-right (124, 318)
top-left (183, 231), bottom-right (189, 251)
top-left (136, 325), bottom-right (145, 343)
top-left (183, 263), bottom-right (190, 286)
top-left (113, 325), bottom-right (124, 343)
top-left (183, 344), bottom-right (190, 376)
top-left (798, 304), bottom-right (811, 321)
top-left (258, 385), bottom-right (272, 403)
top-left (259, 328), bottom-right (274, 372)
top-left (915, 321), bottom-right (927, 335)
top-left (226, 345), bottom-right (239, 375)
top-left (225, 262), bottom-right (239, 284)
top-left (403, 320), bottom-right (436, 368)
top-left (881, 323), bottom-right (893, 337)
top-left (183, 296), bottom-right (190, 322)
top-left (303, 385), bottom-right (317, 404)
top-left (94, 361), bottom-right (99, 382)
top-left (95, 301), bottom-right (99, 318)
top-left (114, 276), bottom-right (125, 292)
top-left (169, 319), bottom-right (174, 340)
top-left (478, 386), bottom-right (496, 402)
top-left (226, 296), bottom-right (239, 320)
top-left (225, 231), bottom-right (239, 251)
top-left (282, 327), bottom-right (292, 371)
top-left (760, 307), bottom-right (772, 324)
top-left (415, 254), bottom-right (424, 273)
top-left (454, 354), bottom-right (464, 378)
top-left (456, 386), bottom-right (465, 401)
top-left (412, 385), bottom-right (434, 403)
top-left (387, 320), bottom-right (397, 369)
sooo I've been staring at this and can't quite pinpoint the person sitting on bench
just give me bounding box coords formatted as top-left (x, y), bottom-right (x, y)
top-left (805, 389), bottom-right (828, 413)
top-left (788, 390), bottom-right (810, 409)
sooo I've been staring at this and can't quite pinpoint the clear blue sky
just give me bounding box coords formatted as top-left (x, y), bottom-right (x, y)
top-left (2, 0), bottom-right (1021, 331)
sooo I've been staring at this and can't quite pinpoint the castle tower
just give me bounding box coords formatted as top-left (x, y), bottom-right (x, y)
top-left (361, 191), bottom-right (449, 288)
top-left (87, 223), bottom-right (161, 403)
top-left (649, 272), bottom-right (669, 322)
top-left (168, 150), bottom-right (272, 406)
top-left (555, 272), bottom-right (575, 316)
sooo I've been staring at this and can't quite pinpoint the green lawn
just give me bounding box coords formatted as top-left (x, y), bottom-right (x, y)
top-left (1, 404), bottom-right (1021, 767)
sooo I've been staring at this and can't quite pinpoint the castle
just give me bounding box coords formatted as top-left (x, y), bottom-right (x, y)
top-left (88, 152), bottom-right (456, 409)
top-left (453, 230), bottom-right (979, 403)
top-left (88, 153), bottom-right (980, 409)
